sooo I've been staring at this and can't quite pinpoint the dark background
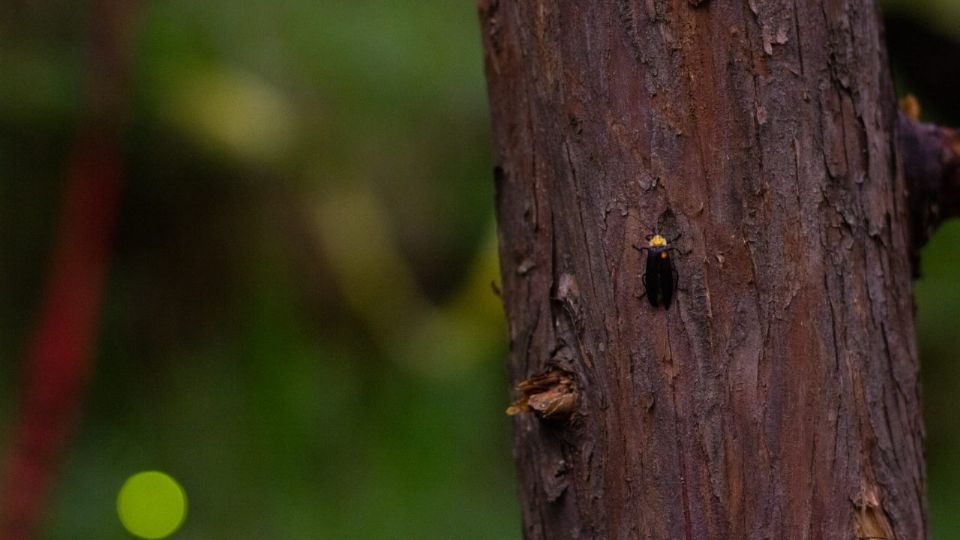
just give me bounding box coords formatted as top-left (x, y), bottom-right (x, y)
top-left (1, 0), bottom-right (958, 538)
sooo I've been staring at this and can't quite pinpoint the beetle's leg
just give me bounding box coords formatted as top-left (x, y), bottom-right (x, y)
top-left (635, 274), bottom-right (648, 300)
top-left (633, 244), bottom-right (649, 253)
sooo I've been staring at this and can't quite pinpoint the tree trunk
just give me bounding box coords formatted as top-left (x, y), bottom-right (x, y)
top-left (478, 1), bottom-right (927, 538)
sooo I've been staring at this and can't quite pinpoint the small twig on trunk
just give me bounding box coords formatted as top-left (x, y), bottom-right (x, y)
top-left (898, 99), bottom-right (960, 269)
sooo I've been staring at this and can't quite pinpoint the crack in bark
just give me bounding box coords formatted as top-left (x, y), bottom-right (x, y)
top-left (792, 0), bottom-right (806, 78)
top-left (666, 334), bottom-right (694, 540)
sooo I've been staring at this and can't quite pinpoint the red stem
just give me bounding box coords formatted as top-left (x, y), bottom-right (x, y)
top-left (0, 0), bottom-right (139, 536)
top-left (0, 133), bottom-right (125, 540)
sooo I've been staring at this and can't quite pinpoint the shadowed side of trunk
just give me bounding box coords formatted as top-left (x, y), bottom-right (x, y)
top-left (479, 0), bottom-right (926, 538)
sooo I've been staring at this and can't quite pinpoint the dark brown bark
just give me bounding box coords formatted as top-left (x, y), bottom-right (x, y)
top-left (479, 1), bottom-right (926, 538)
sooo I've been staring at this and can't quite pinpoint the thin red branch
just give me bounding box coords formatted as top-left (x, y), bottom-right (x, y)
top-left (0, 1), bottom-right (140, 537)
top-left (0, 134), bottom-right (124, 539)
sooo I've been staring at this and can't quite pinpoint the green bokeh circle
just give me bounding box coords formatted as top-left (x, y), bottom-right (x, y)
top-left (116, 471), bottom-right (188, 539)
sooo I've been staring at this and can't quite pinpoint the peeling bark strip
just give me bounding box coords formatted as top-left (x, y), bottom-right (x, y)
top-left (478, 1), bottom-right (926, 539)
top-left (507, 369), bottom-right (579, 420)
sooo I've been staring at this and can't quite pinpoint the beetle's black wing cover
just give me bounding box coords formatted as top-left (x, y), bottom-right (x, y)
top-left (644, 251), bottom-right (675, 309)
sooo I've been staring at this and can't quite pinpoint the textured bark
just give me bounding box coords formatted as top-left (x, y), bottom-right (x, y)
top-left (479, 1), bottom-right (926, 538)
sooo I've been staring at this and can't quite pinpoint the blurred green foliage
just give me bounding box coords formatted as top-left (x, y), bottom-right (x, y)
top-left (915, 220), bottom-right (960, 540)
top-left (2, 0), bottom-right (515, 538)
top-left (2, 0), bottom-right (960, 538)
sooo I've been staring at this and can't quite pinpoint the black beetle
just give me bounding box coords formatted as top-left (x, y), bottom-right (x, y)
top-left (633, 232), bottom-right (680, 309)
